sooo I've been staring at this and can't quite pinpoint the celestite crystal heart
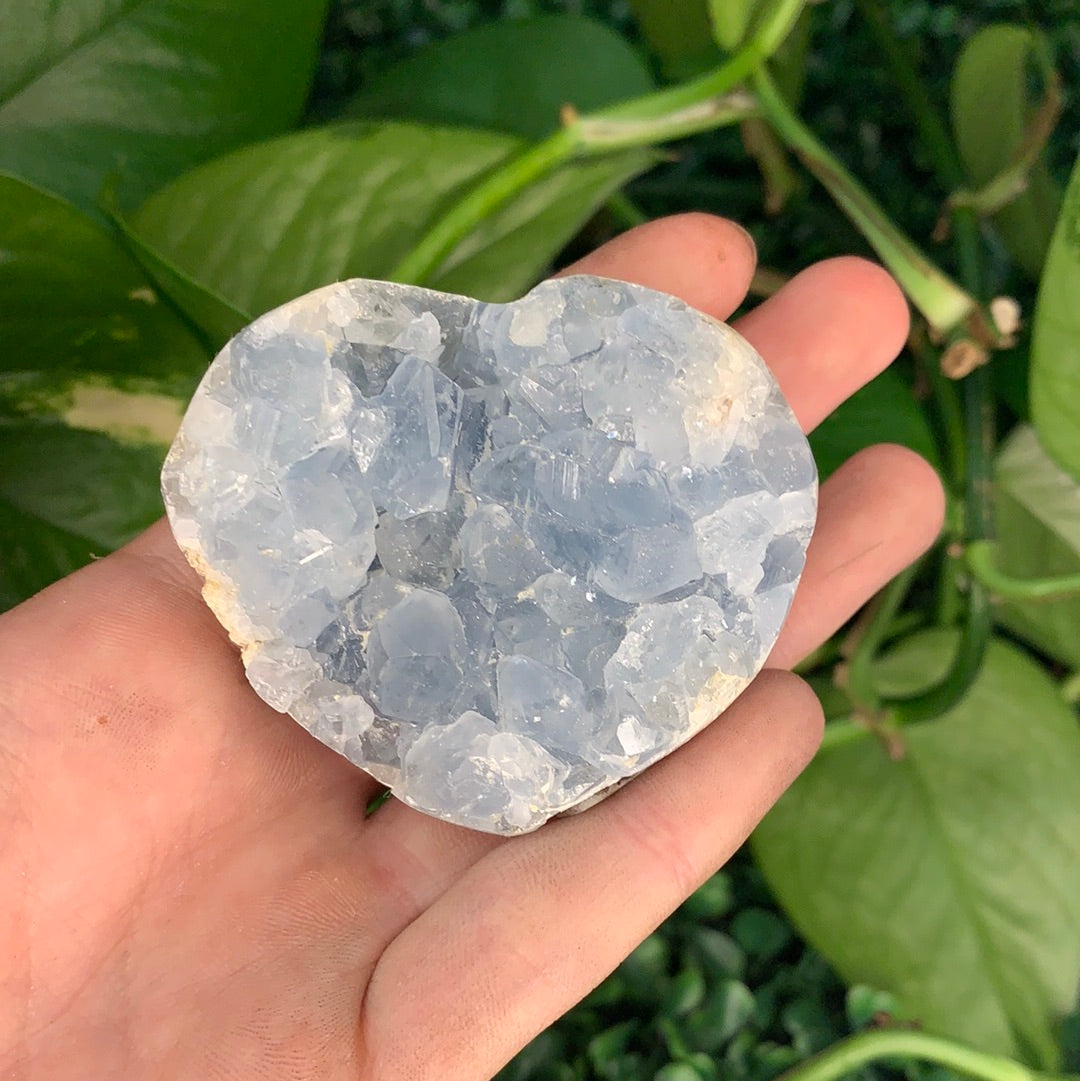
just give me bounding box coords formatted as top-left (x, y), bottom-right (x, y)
top-left (162, 276), bottom-right (816, 834)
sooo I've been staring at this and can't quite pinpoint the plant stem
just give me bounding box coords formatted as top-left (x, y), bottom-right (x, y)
top-left (966, 541), bottom-right (1080, 602)
top-left (750, 66), bottom-right (979, 338)
top-left (843, 4), bottom-right (996, 722)
top-left (387, 94), bottom-right (759, 285)
top-left (845, 563), bottom-right (920, 712)
top-left (572, 90), bottom-right (758, 149)
top-left (890, 584), bottom-right (991, 724)
top-left (887, 302), bottom-right (992, 722)
top-left (776, 1028), bottom-right (1075, 1081)
top-left (389, 130), bottom-right (574, 285)
top-left (388, 0), bottom-right (806, 286)
top-left (912, 329), bottom-right (966, 493)
top-left (935, 545), bottom-right (965, 626)
top-left (892, 363), bottom-right (996, 723)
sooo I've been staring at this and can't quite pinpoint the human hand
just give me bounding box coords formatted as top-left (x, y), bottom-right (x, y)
top-left (0, 214), bottom-right (944, 1081)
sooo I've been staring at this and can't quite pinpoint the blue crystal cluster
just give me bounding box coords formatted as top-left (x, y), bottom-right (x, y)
top-left (162, 276), bottom-right (816, 834)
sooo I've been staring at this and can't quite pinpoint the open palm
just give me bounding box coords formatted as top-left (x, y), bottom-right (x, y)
top-left (0, 215), bottom-right (944, 1081)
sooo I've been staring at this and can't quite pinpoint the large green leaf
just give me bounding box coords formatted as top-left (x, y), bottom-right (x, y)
top-left (809, 367), bottom-right (939, 480)
top-left (754, 631), bottom-right (1080, 1067)
top-left (994, 424), bottom-right (1080, 669)
top-left (109, 205), bottom-right (252, 352)
top-left (0, 0), bottom-right (329, 213)
top-left (0, 175), bottom-right (206, 382)
top-left (0, 420), bottom-right (172, 551)
top-left (949, 24), bottom-right (1062, 278)
top-left (0, 421), bottom-right (170, 609)
top-left (0, 502), bottom-right (101, 612)
top-left (347, 15), bottom-right (654, 140)
top-left (1030, 155), bottom-right (1080, 480)
top-left (132, 122), bottom-right (652, 312)
top-left (0, 174), bottom-right (204, 608)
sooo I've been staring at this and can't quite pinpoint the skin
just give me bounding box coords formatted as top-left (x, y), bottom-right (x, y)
top-left (0, 214), bottom-right (945, 1081)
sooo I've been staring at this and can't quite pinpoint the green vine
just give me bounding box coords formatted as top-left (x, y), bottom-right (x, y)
top-left (844, 563), bottom-right (921, 715)
top-left (777, 1028), bottom-right (1079, 1081)
top-left (966, 541), bottom-right (1080, 603)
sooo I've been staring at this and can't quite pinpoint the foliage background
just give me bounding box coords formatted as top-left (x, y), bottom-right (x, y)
top-left (2, 1), bottom-right (1078, 1079)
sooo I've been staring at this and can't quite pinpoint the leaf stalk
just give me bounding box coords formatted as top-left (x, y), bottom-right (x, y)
top-left (844, 563), bottom-right (920, 713)
top-left (966, 541), bottom-right (1080, 603)
top-left (775, 1028), bottom-right (1077, 1081)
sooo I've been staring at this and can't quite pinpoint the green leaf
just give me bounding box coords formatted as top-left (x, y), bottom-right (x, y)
top-left (1061, 1003), bottom-right (1080, 1072)
top-left (679, 1053), bottom-right (720, 1081)
top-left (109, 206), bottom-right (252, 352)
top-left (779, 998), bottom-right (835, 1057)
top-left (682, 979), bottom-right (756, 1052)
top-left (617, 934), bottom-right (670, 1004)
top-left (746, 1042), bottom-right (801, 1080)
top-left (134, 123), bottom-right (508, 313)
top-left (132, 122), bottom-right (651, 312)
top-left (0, 0), bottom-right (330, 214)
top-left (0, 422), bottom-right (170, 608)
top-left (754, 630), bottom-right (1080, 1068)
top-left (680, 872), bottom-right (734, 921)
top-left (0, 502), bottom-right (99, 611)
top-left (1030, 155), bottom-right (1080, 480)
top-left (688, 927), bottom-right (747, 981)
top-left (993, 424), bottom-right (1080, 669)
top-left (655, 1065), bottom-right (706, 1081)
top-left (950, 24), bottom-right (1062, 278)
top-left (810, 367), bottom-right (939, 480)
top-left (626, 0), bottom-right (720, 80)
top-left (666, 965), bottom-right (707, 1017)
top-left (0, 421), bottom-right (169, 550)
top-left (586, 1020), bottom-right (638, 1074)
top-left (347, 15), bottom-right (654, 141)
top-left (497, 1029), bottom-right (570, 1081)
top-left (0, 174), bottom-right (206, 383)
top-left (0, 370), bottom-right (185, 436)
top-left (730, 908), bottom-right (793, 963)
top-left (0, 174), bottom-right (203, 607)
